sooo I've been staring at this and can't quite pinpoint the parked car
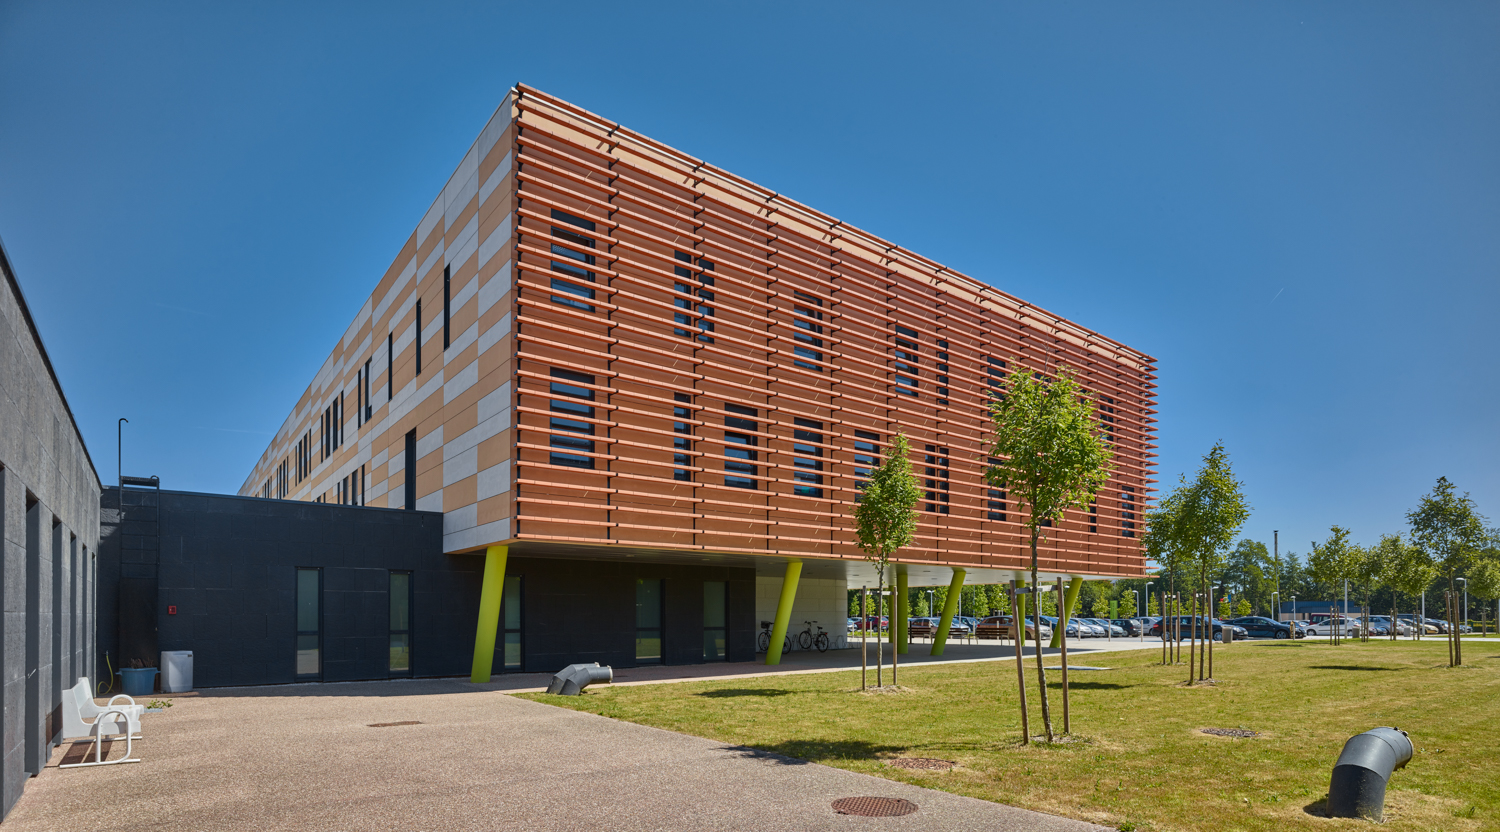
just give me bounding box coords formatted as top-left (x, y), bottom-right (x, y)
top-left (1368, 615), bottom-right (1414, 636)
top-left (850, 615), bottom-right (888, 632)
top-left (1089, 618), bottom-right (1127, 637)
top-left (1148, 616), bottom-right (1248, 641)
top-left (907, 617), bottom-right (972, 639)
top-left (1224, 615), bottom-right (1301, 639)
top-left (976, 615), bottom-right (1052, 641)
top-left (1111, 618), bottom-right (1147, 636)
top-left (1038, 615), bottom-right (1082, 639)
top-left (1395, 614), bottom-right (1442, 634)
top-left (1304, 616), bottom-right (1364, 637)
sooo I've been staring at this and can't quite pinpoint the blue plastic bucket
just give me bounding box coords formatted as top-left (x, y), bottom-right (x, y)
top-left (119, 667), bottom-right (158, 697)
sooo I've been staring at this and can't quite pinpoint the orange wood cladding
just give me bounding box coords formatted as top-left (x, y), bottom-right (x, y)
top-left (508, 86), bottom-right (1157, 579)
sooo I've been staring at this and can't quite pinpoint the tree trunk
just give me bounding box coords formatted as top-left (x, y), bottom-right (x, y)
top-left (876, 568), bottom-right (885, 686)
top-left (1030, 530), bottom-right (1053, 742)
top-left (1188, 591), bottom-right (1197, 685)
top-left (1057, 576), bottom-right (1070, 735)
top-left (1453, 576), bottom-right (1463, 666)
top-left (1205, 572), bottom-right (1214, 681)
top-left (1160, 591), bottom-right (1167, 666)
top-left (1011, 582), bottom-right (1029, 744)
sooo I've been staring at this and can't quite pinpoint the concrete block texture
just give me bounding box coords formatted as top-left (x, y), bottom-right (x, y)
top-left (0, 246), bottom-right (102, 819)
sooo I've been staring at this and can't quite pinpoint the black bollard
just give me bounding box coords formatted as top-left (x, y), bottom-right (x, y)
top-left (1326, 727), bottom-right (1413, 821)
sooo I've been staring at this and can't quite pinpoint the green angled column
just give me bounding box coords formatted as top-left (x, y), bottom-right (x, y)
top-left (930, 568), bottom-right (967, 656)
top-left (470, 544), bottom-right (509, 683)
top-left (1049, 575), bottom-right (1084, 648)
top-left (895, 569), bottom-right (910, 654)
top-left (765, 560), bottom-right (802, 665)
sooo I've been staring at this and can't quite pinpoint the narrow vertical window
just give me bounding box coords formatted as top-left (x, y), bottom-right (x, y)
top-left (403, 429), bottom-right (417, 510)
top-left (924, 444), bottom-right (950, 514)
top-left (548, 368), bottom-right (597, 468)
top-left (672, 392), bottom-right (693, 482)
top-left (723, 404), bottom-right (758, 489)
top-left (356, 366), bottom-right (363, 427)
top-left (792, 418), bottom-right (825, 497)
top-left (295, 568), bottom-right (322, 679)
top-left (502, 576), bottom-right (523, 671)
top-left (364, 358), bottom-right (373, 420)
top-left (635, 578), bottom-right (663, 665)
top-left (989, 488), bottom-right (1008, 522)
top-left (549, 209), bottom-right (598, 312)
top-left (791, 291), bottom-right (825, 371)
top-left (703, 581), bottom-right (727, 661)
top-left (442, 264), bottom-right (451, 349)
top-left (387, 333), bottom-right (394, 399)
top-left (852, 430), bottom-right (881, 501)
top-left (389, 571), bottom-right (412, 676)
top-left (415, 299), bottom-right (423, 375)
top-left (337, 393), bottom-right (344, 449)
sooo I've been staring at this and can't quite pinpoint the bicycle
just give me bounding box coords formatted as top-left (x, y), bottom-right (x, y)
top-left (794, 620), bottom-right (830, 653)
top-left (756, 620), bottom-right (791, 654)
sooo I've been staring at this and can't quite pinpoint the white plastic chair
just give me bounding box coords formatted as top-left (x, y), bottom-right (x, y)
top-left (73, 679), bottom-right (144, 735)
top-left (59, 681), bottom-right (140, 768)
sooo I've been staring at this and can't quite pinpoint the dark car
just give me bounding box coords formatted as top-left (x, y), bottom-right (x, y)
top-left (1148, 616), bottom-right (1248, 641)
top-left (1224, 615), bottom-right (1301, 639)
top-left (1111, 618), bottom-right (1146, 636)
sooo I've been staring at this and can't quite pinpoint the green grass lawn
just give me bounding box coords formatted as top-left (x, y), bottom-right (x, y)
top-left (518, 639), bottom-right (1500, 832)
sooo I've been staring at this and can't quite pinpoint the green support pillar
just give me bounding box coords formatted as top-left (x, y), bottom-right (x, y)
top-left (470, 544), bottom-right (509, 683)
top-left (895, 570), bottom-right (910, 654)
top-left (1049, 575), bottom-right (1084, 648)
top-left (930, 568), bottom-right (967, 656)
top-left (765, 560), bottom-right (802, 665)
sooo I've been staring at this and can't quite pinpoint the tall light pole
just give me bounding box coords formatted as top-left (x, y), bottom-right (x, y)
top-left (1273, 530), bottom-right (1280, 622)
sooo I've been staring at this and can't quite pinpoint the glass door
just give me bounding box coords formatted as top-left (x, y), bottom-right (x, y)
top-left (635, 578), bottom-right (663, 664)
top-left (502, 576), bottom-right (523, 671)
top-left (295, 568), bottom-right (322, 679)
top-left (703, 581), bottom-right (727, 661)
top-left (389, 571), bottom-right (412, 676)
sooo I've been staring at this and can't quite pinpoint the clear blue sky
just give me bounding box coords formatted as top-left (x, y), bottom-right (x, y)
top-left (2, 3), bottom-right (1496, 558)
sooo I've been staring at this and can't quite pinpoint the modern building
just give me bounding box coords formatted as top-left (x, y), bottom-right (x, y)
top-left (0, 238), bottom-right (101, 817)
top-left (239, 84), bottom-right (1158, 681)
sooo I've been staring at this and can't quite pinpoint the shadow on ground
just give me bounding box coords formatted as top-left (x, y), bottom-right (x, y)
top-left (695, 688), bottom-right (798, 698)
top-left (720, 739), bottom-right (907, 765)
top-left (1308, 665), bottom-right (1400, 672)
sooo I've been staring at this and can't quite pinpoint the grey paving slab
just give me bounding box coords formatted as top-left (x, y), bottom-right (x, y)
top-left (11, 679), bottom-right (1110, 831)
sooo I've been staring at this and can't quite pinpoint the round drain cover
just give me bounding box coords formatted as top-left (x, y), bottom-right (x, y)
top-left (885, 757), bottom-right (956, 771)
top-left (1200, 727), bottom-right (1258, 738)
top-left (832, 797), bottom-right (919, 817)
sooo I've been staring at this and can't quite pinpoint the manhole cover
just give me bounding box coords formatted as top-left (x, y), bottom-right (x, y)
top-left (1200, 727), bottom-right (1258, 738)
top-left (885, 757), bottom-right (957, 771)
top-left (832, 797), bottom-right (919, 817)
top-left (368, 721), bottom-right (422, 728)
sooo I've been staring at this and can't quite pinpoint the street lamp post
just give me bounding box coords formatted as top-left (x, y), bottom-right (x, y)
top-left (1272, 590), bottom-right (1280, 631)
top-left (1292, 595), bottom-right (1297, 637)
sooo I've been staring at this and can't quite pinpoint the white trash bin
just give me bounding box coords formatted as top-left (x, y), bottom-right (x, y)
top-left (161, 650), bottom-right (194, 693)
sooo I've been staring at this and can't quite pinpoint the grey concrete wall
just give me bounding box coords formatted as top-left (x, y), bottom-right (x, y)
top-left (0, 243), bottom-right (102, 819)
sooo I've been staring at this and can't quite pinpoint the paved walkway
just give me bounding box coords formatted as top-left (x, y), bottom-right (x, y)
top-left (14, 678), bottom-right (1110, 831)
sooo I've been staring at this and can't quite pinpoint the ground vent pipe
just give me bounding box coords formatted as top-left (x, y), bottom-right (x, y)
top-left (547, 663), bottom-right (613, 696)
top-left (1326, 727), bottom-right (1413, 821)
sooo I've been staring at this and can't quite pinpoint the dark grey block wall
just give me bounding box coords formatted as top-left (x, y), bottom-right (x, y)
top-left (509, 556), bottom-right (756, 672)
top-left (0, 242), bottom-right (102, 820)
top-left (95, 488), bottom-right (759, 688)
top-left (98, 488), bottom-right (457, 687)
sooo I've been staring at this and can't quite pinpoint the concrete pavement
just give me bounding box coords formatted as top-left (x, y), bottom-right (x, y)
top-left (12, 679), bottom-right (1111, 832)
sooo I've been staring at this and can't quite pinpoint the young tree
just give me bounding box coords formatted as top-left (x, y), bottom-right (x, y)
top-left (1236, 597), bottom-right (1252, 617)
top-left (1175, 443), bottom-right (1250, 681)
top-left (1467, 560), bottom-right (1500, 637)
top-left (852, 432), bottom-right (920, 687)
top-left (986, 366), bottom-right (1114, 741)
top-left (1091, 595), bottom-right (1110, 618)
top-left (1309, 527), bottom-right (1358, 645)
top-left (1407, 477), bottom-right (1489, 665)
top-left (1350, 540), bottom-right (1385, 642)
top-left (1120, 591), bottom-right (1138, 618)
top-left (1381, 533), bottom-right (1436, 640)
top-left (1143, 492), bottom-right (1186, 664)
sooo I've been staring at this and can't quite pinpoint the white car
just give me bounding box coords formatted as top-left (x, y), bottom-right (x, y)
top-left (1368, 615), bottom-right (1414, 636)
top-left (1304, 616), bottom-right (1364, 637)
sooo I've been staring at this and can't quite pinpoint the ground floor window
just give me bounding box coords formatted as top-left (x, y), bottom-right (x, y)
top-left (636, 578), bottom-right (663, 664)
top-left (503, 576), bottom-right (523, 671)
top-left (296, 568), bottom-right (321, 679)
top-left (703, 581), bottom-right (726, 661)
top-left (389, 571), bottom-right (412, 676)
